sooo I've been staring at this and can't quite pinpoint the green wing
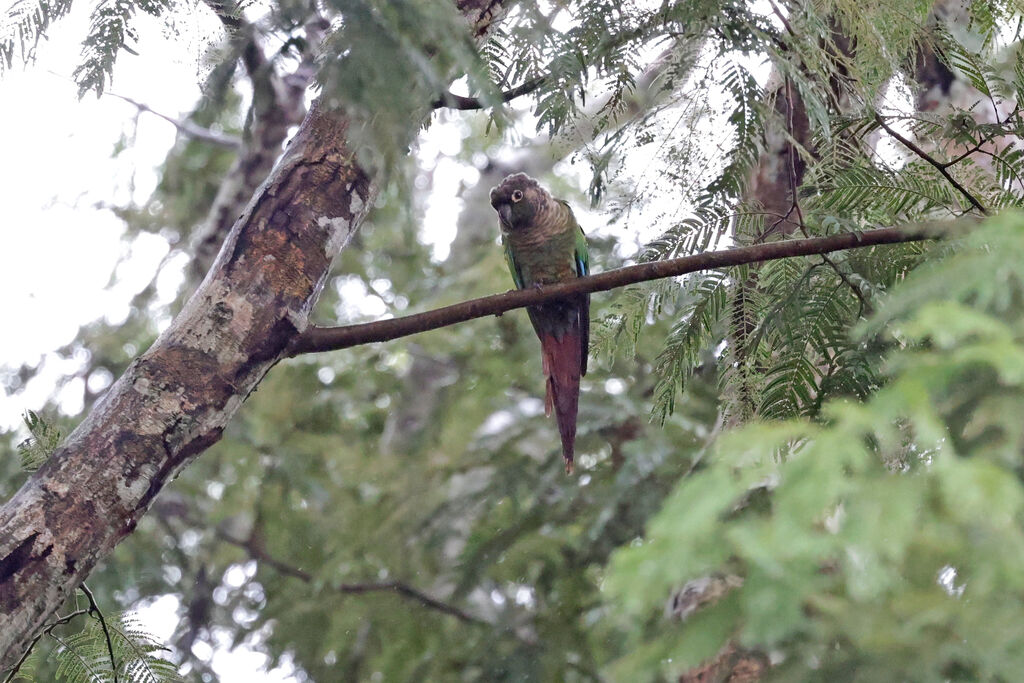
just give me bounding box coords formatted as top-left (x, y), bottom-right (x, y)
top-left (563, 202), bottom-right (590, 376)
top-left (503, 238), bottom-right (524, 290)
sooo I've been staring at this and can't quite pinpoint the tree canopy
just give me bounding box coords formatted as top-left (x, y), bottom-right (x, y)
top-left (3, 0), bottom-right (1024, 680)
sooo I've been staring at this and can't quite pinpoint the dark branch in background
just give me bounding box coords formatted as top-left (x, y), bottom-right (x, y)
top-left (338, 582), bottom-right (485, 625)
top-left (208, 520), bottom-right (484, 625)
top-left (432, 76), bottom-right (546, 110)
top-left (290, 226), bottom-right (939, 356)
top-left (873, 113), bottom-right (989, 215)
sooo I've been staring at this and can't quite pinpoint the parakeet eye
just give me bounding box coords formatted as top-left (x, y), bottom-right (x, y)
top-left (511, 190), bottom-right (524, 203)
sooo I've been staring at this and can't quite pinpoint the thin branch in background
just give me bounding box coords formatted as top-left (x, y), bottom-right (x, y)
top-left (209, 523), bottom-right (485, 624)
top-left (338, 582), bottom-right (485, 625)
top-left (432, 76), bottom-right (546, 110)
top-left (45, 71), bottom-right (242, 149)
top-left (289, 226), bottom-right (940, 356)
top-left (873, 113), bottom-right (989, 215)
top-left (784, 79), bottom-right (807, 236)
top-left (104, 91), bottom-right (241, 149)
top-left (755, 80), bottom-right (808, 243)
top-left (80, 583), bottom-right (118, 683)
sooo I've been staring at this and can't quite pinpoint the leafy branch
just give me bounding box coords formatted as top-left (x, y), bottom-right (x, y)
top-left (289, 225), bottom-right (941, 356)
top-left (3, 606), bottom-right (88, 683)
top-left (873, 113), bottom-right (989, 215)
top-left (17, 410), bottom-right (61, 472)
top-left (1, 583), bottom-right (172, 683)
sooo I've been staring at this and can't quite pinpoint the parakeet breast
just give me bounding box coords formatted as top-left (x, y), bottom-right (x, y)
top-left (504, 202), bottom-right (578, 286)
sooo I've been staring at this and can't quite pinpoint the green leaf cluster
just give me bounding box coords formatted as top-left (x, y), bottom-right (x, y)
top-left (17, 410), bottom-right (62, 472)
top-left (7, 0), bottom-right (1024, 680)
top-left (605, 212), bottom-right (1024, 680)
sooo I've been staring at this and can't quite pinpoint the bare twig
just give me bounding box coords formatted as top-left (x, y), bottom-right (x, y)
top-left (210, 525), bottom-right (484, 624)
top-left (873, 113), bottom-right (989, 214)
top-left (80, 583), bottom-right (118, 683)
top-left (45, 70), bottom-right (241, 149)
top-left (432, 77), bottom-right (546, 110)
top-left (290, 226), bottom-right (939, 356)
top-left (106, 91), bottom-right (241, 149)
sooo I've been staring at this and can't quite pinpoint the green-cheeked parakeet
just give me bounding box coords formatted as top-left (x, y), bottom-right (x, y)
top-left (489, 173), bottom-right (590, 473)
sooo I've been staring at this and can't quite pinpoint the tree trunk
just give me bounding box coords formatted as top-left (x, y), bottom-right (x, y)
top-left (0, 0), bottom-right (505, 666)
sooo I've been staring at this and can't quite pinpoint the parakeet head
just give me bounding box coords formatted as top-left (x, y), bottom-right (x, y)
top-left (489, 173), bottom-right (548, 231)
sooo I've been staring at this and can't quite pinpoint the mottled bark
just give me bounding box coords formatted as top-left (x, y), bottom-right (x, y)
top-left (0, 0), bottom-right (505, 668)
top-left (0, 101), bottom-right (371, 665)
top-left (678, 643), bottom-right (770, 683)
top-left (190, 4), bottom-right (328, 282)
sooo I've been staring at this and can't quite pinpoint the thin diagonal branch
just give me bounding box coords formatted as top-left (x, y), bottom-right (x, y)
top-left (432, 76), bottom-right (545, 110)
top-left (80, 583), bottom-right (118, 683)
top-left (106, 91), bottom-right (241, 149)
top-left (289, 225), bottom-right (941, 356)
top-left (209, 524), bottom-right (484, 624)
top-left (339, 582), bottom-right (485, 625)
top-left (874, 113), bottom-right (989, 214)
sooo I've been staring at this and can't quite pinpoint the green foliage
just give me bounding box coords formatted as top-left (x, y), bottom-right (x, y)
top-left (48, 612), bottom-right (180, 683)
top-left (73, 0), bottom-right (177, 96)
top-left (17, 410), bottom-right (61, 472)
top-left (605, 212), bottom-right (1024, 680)
top-left (8, 0), bottom-right (1024, 680)
top-left (0, 0), bottom-right (73, 71)
top-left (317, 0), bottom-right (500, 173)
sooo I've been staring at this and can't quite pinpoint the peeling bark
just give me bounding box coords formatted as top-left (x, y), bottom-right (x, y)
top-left (0, 0), bottom-right (505, 667)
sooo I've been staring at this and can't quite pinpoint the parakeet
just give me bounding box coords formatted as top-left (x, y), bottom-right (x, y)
top-left (489, 173), bottom-right (590, 473)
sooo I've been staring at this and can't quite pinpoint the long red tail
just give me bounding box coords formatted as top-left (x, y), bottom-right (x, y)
top-left (540, 328), bottom-right (582, 473)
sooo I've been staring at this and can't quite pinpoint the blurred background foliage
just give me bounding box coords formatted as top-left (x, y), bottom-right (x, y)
top-left (4, 0), bottom-right (1024, 680)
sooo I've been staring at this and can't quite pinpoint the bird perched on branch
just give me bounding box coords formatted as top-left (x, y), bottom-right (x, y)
top-left (489, 173), bottom-right (590, 473)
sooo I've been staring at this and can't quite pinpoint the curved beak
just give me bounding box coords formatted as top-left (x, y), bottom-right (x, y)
top-left (497, 204), bottom-right (512, 228)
